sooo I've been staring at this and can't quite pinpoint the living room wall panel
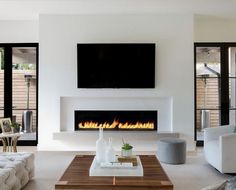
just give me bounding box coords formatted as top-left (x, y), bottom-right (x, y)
top-left (38, 14), bottom-right (194, 151)
top-left (194, 16), bottom-right (236, 42)
top-left (0, 20), bottom-right (38, 42)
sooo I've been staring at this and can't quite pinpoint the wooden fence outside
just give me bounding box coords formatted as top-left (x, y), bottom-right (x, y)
top-left (0, 70), bottom-right (36, 131)
top-left (196, 77), bottom-right (220, 130)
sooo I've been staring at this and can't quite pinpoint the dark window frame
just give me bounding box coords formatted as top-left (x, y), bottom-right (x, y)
top-left (194, 42), bottom-right (236, 146)
top-left (0, 43), bottom-right (38, 146)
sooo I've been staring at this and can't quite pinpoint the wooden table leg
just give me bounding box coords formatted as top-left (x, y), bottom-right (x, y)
top-left (12, 136), bottom-right (20, 152)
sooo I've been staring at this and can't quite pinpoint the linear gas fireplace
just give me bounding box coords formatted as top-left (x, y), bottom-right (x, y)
top-left (74, 110), bottom-right (157, 131)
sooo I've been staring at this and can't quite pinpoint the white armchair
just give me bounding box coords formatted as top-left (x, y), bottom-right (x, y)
top-left (204, 125), bottom-right (236, 173)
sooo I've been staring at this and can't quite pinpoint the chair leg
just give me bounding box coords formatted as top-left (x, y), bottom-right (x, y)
top-left (12, 136), bottom-right (19, 152)
top-left (1, 138), bottom-right (7, 152)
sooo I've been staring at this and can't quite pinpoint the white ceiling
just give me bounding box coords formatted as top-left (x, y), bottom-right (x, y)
top-left (0, 0), bottom-right (236, 20)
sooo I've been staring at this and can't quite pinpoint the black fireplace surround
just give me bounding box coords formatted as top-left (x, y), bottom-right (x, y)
top-left (74, 110), bottom-right (157, 131)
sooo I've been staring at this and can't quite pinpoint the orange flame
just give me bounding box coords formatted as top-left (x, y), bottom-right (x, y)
top-left (78, 120), bottom-right (154, 129)
top-left (118, 122), bottom-right (154, 129)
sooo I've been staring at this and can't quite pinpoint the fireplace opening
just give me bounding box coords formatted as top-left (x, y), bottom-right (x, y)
top-left (74, 110), bottom-right (157, 131)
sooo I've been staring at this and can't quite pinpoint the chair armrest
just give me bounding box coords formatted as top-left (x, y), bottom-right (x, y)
top-left (219, 133), bottom-right (236, 172)
top-left (204, 125), bottom-right (235, 142)
top-left (220, 133), bottom-right (236, 146)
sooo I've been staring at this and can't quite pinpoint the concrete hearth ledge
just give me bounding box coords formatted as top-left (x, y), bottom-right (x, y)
top-left (52, 131), bottom-right (179, 152)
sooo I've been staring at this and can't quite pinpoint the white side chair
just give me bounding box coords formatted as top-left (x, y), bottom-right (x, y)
top-left (204, 125), bottom-right (236, 173)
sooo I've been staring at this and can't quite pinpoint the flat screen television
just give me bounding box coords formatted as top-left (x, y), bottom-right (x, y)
top-left (77, 43), bottom-right (155, 88)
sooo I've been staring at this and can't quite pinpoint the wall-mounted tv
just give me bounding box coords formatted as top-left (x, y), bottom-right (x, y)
top-left (77, 43), bottom-right (155, 88)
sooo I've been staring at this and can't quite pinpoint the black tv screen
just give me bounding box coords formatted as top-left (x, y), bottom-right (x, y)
top-left (77, 43), bottom-right (155, 88)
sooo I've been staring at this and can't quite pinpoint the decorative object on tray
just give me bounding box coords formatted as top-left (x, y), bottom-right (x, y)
top-left (105, 137), bottom-right (116, 163)
top-left (89, 155), bottom-right (143, 176)
top-left (118, 155), bottom-right (138, 166)
top-left (11, 122), bottom-right (22, 133)
top-left (95, 127), bottom-right (107, 163)
top-left (121, 138), bottom-right (133, 157)
top-left (100, 161), bottom-right (133, 168)
top-left (94, 134), bottom-right (138, 172)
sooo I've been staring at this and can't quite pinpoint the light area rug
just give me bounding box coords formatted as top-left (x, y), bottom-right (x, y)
top-left (160, 149), bottom-right (231, 190)
top-left (20, 147), bottom-right (231, 190)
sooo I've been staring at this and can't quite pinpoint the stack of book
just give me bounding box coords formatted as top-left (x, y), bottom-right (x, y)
top-left (117, 155), bottom-right (138, 166)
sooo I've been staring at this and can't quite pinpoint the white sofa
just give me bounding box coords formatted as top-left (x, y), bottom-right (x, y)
top-left (0, 152), bottom-right (34, 190)
top-left (204, 125), bottom-right (236, 173)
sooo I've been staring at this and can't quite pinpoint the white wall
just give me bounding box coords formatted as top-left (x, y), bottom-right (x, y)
top-left (0, 20), bottom-right (38, 42)
top-left (39, 14), bottom-right (194, 151)
top-left (194, 16), bottom-right (236, 42)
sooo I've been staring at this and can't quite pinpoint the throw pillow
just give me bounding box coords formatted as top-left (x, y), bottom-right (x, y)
top-left (201, 181), bottom-right (227, 190)
top-left (225, 176), bottom-right (236, 190)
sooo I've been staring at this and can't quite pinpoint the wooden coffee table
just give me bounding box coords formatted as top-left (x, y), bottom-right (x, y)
top-left (55, 155), bottom-right (173, 190)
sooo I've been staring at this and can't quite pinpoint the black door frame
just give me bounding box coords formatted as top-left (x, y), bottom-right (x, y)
top-left (194, 42), bottom-right (236, 146)
top-left (0, 43), bottom-right (38, 146)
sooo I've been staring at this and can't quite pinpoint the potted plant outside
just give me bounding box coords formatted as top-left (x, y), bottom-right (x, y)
top-left (121, 139), bottom-right (133, 157)
top-left (11, 122), bottom-right (21, 133)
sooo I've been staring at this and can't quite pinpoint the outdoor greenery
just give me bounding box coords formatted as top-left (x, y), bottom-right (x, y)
top-left (0, 48), bottom-right (4, 70)
top-left (12, 63), bottom-right (36, 70)
top-left (0, 48), bottom-right (36, 70)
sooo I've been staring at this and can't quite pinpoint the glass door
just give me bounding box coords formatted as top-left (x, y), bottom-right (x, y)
top-left (0, 43), bottom-right (38, 145)
top-left (0, 48), bottom-right (4, 118)
top-left (195, 46), bottom-right (221, 141)
top-left (195, 43), bottom-right (236, 145)
top-left (12, 47), bottom-right (37, 141)
top-left (228, 47), bottom-right (236, 124)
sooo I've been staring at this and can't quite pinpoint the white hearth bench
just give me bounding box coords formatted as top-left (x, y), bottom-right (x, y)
top-left (52, 131), bottom-right (179, 151)
top-left (0, 152), bottom-right (34, 190)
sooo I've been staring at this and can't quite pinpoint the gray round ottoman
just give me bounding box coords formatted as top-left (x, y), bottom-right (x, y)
top-left (157, 138), bottom-right (186, 164)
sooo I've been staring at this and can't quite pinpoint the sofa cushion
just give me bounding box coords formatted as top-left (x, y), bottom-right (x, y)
top-left (0, 152), bottom-right (34, 190)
